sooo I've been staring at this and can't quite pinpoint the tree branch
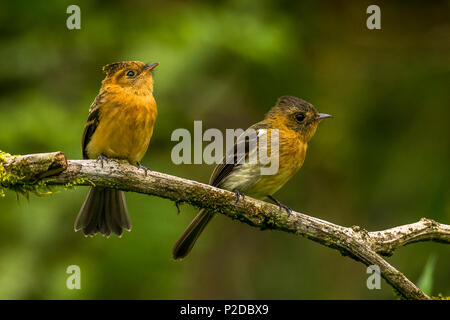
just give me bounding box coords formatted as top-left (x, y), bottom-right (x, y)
top-left (2, 151), bottom-right (449, 300)
top-left (368, 220), bottom-right (450, 256)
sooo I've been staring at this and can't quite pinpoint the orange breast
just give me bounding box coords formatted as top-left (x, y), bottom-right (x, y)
top-left (252, 127), bottom-right (307, 196)
top-left (86, 94), bottom-right (157, 164)
top-left (220, 126), bottom-right (307, 198)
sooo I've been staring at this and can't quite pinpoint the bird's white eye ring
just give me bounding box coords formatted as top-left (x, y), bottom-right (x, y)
top-left (126, 70), bottom-right (136, 77)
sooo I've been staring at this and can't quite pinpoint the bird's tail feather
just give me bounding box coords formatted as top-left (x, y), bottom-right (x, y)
top-left (172, 209), bottom-right (214, 259)
top-left (75, 187), bottom-right (131, 236)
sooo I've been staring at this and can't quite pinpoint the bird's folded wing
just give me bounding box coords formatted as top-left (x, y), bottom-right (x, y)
top-left (209, 123), bottom-right (269, 187)
top-left (81, 92), bottom-right (104, 159)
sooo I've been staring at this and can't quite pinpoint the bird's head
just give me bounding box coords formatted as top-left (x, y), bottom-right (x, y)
top-left (266, 95), bottom-right (332, 142)
top-left (101, 61), bottom-right (158, 94)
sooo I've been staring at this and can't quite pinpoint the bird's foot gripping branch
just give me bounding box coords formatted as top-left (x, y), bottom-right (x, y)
top-left (1, 151), bottom-right (450, 300)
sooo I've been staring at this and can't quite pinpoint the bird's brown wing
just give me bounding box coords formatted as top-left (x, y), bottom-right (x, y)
top-left (173, 122), bottom-right (271, 259)
top-left (81, 93), bottom-right (104, 159)
top-left (209, 123), bottom-right (267, 187)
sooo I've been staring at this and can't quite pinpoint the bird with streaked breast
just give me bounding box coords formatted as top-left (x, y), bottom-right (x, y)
top-left (75, 60), bottom-right (159, 237)
top-left (172, 95), bottom-right (331, 259)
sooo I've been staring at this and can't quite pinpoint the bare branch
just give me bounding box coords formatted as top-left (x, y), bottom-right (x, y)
top-left (2, 151), bottom-right (449, 300)
top-left (368, 220), bottom-right (450, 256)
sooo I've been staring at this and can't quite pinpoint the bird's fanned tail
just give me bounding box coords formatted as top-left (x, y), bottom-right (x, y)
top-left (75, 187), bottom-right (131, 236)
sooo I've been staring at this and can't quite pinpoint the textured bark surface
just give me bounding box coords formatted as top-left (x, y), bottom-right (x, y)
top-left (2, 151), bottom-right (449, 299)
top-left (2, 151), bottom-right (67, 179)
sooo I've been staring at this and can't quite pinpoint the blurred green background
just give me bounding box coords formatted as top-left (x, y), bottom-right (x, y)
top-left (0, 0), bottom-right (449, 299)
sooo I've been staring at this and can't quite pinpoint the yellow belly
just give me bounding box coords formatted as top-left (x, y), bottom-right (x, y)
top-left (219, 132), bottom-right (307, 199)
top-left (86, 98), bottom-right (157, 164)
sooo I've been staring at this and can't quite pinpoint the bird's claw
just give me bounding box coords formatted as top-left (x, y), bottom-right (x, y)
top-left (96, 154), bottom-right (109, 168)
top-left (233, 189), bottom-right (245, 204)
top-left (278, 203), bottom-right (292, 216)
top-left (267, 195), bottom-right (292, 216)
top-left (137, 162), bottom-right (149, 176)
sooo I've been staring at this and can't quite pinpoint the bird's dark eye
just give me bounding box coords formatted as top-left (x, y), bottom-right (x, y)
top-left (126, 70), bottom-right (135, 77)
top-left (295, 113), bottom-right (305, 123)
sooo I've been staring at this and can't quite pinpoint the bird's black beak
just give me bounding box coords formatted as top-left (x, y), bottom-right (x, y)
top-left (316, 113), bottom-right (332, 120)
top-left (144, 62), bottom-right (159, 71)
